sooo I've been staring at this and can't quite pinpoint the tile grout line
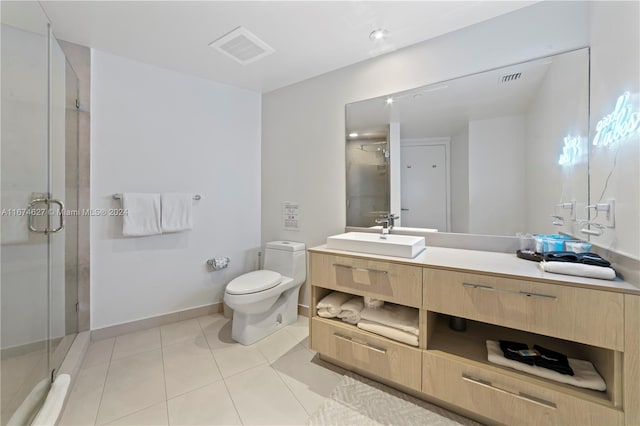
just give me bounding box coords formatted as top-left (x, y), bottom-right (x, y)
top-left (197, 314), bottom-right (245, 425)
top-left (273, 366), bottom-right (313, 417)
top-left (92, 339), bottom-right (116, 426)
top-left (158, 328), bottom-right (171, 425)
top-left (221, 375), bottom-right (246, 425)
top-left (268, 326), bottom-right (314, 418)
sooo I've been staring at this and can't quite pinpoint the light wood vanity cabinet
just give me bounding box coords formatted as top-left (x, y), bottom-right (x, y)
top-left (311, 317), bottom-right (422, 391)
top-left (423, 351), bottom-right (623, 425)
top-left (309, 249), bottom-right (638, 425)
top-left (424, 268), bottom-right (625, 351)
top-left (309, 253), bottom-right (422, 307)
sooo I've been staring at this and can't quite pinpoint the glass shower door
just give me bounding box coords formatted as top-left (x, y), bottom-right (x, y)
top-left (1, 2), bottom-right (52, 424)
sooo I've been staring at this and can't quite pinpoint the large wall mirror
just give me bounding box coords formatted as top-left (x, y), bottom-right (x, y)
top-left (346, 48), bottom-right (590, 238)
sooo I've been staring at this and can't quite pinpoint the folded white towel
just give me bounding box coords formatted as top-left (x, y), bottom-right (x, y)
top-left (316, 292), bottom-right (351, 317)
top-left (1, 191), bottom-right (30, 244)
top-left (121, 193), bottom-right (162, 237)
top-left (338, 296), bottom-right (364, 325)
top-left (486, 340), bottom-right (606, 391)
top-left (357, 320), bottom-right (419, 347)
top-left (360, 304), bottom-right (419, 336)
top-left (161, 193), bottom-right (193, 233)
top-left (539, 261), bottom-right (616, 280)
top-left (318, 309), bottom-right (338, 318)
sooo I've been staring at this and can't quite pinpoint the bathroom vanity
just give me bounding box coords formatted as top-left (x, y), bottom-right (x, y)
top-left (308, 245), bottom-right (640, 425)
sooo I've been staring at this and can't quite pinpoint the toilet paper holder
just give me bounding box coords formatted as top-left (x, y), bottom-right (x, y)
top-left (207, 257), bottom-right (230, 270)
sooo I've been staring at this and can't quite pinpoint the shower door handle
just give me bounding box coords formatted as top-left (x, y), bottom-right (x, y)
top-left (48, 199), bottom-right (65, 233)
top-left (27, 198), bottom-right (64, 234)
top-left (28, 198), bottom-right (49, 233)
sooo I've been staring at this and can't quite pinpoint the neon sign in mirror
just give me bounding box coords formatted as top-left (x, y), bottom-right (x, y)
top-left (592, 91), bottom-right (640, 148)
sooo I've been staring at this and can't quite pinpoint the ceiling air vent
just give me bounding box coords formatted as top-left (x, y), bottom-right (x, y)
top-left (209, 26), bottom-right (275, 66)
top-left (501, 72), bottom-right (522, 83)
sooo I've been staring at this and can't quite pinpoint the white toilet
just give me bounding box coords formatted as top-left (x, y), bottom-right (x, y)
top-left (223, 241), bottom-right (306, 345)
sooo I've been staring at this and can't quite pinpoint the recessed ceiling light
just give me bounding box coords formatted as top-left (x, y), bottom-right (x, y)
top-left (349, 132), bottom-right (359, 138)
top-left (369, 29), bottom-right (388, 41)
top-left (386, 97), bottom-right (394, 105)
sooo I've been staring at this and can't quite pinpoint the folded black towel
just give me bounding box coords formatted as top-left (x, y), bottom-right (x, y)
top-left (533, 345), bottom-right (574, 376)
top-left (543, 251), bottom-right (580, 262)
top-left (499, 340), bottom-right (535, 366)
top-left (543, 251), bottom-right (611, 267)
top-left (579, 253), bottom-right (611, 267)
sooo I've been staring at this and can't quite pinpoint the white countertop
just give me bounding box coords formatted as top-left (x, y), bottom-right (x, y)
top-left (309, 245), bottom-right (640, 295)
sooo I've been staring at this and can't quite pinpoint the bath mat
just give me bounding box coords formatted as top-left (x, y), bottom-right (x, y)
top-left (306, 374), bottom-right (482, 426)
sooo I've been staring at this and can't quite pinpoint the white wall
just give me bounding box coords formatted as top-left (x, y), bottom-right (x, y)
top-left (588, 1), bottom-right (640, 259)
top-left (91, 50), bottom-right (261, 329)
top-left (524, 49), bottom-right (590, 237)
top-left (450, 127), bottom-right (469, 233)
top-left (263, 1), bottom-right (589, 305)
top-left (468, 116), bottom-right (526, 235)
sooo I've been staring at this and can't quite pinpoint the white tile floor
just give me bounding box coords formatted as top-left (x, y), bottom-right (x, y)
top-left (59, 315), bottom-right (344, 426)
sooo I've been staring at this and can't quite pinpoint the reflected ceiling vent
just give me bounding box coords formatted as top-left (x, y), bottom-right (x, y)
top-left (501, 72), bottom-right (522, 83)
top-left (209, 26), bottom-right (275, 65)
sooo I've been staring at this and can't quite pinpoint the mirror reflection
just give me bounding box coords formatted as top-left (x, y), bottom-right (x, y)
top-left (345, 48), bottom-right (590, 237)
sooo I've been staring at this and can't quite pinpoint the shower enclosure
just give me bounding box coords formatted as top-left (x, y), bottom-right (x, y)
top-left (346, 131), bottom-right (391, 227)
top-left (1, 1), bottom-right (79, 424)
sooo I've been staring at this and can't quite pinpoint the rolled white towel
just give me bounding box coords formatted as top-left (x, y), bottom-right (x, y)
top-left (318, 309), bottom-right (337, 318)
top-left (316, 291), bottom-right (351, 318)
top-left (360, 303), bottom-right (419, 336)
top-left (338, 296), bottom-right (364, 325)
top-left (539, 261), bottom-right (616, 280)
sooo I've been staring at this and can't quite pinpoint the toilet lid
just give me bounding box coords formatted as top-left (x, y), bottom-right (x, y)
top-left (225, 270), bottom-right (282, 295)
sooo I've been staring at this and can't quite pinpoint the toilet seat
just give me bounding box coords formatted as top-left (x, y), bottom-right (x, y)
top-left (225, 270), bottom-right (282, 295)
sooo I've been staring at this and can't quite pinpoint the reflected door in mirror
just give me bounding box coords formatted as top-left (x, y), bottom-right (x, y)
top-left (401, 144), bottom-right (448, 230)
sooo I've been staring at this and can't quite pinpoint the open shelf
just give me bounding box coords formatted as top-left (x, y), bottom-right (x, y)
top-left (311, 284), bottom-right (421, 348)
top-left (426, 313), bottom-right (620, 408)
top-left (313, 315), bottom-right (421, 348)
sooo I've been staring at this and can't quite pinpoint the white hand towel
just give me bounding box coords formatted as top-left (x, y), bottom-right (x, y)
top-left (160, 193), bottom-right (194, 233)
top-left (1, 191), bottom-right (31, 244)
top-left (316, 291), bottom-right (351, 317)
top-left (539, 261), bottom-right (616, 280)
top-left (338, 296), bottom-right (364, 324)
top-left (360, 303), bottom-right (420, 336)
top-left (357, 320), bottom-right (419, 347)
top-left (486, 340), bottom-right (606, 391)
top-left (121, 193), bottom-right (161, 237)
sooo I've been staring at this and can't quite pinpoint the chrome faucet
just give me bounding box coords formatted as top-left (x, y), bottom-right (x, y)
top-left (375, 213), bottom-right (399, 235)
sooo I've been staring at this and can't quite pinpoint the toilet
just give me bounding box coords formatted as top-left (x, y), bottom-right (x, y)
top-left (223, 241), bottom-right (306, 345)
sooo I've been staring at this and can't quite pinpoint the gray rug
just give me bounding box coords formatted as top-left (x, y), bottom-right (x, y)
top-left (307, 374), bottom-right (482, 426)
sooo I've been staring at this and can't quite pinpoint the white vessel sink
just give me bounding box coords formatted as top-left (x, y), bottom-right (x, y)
top-left (326, 232), bottom-right (426, 258)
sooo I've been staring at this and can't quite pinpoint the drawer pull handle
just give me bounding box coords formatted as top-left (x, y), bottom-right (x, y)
top-left (333, 333), bottom-right (387, 354)
top-left (462, 283), bottom-right (557, 300)
top-left (462, 374), bottom-right (557, 409)
top-left (333, 264), bottom-right (388, 275)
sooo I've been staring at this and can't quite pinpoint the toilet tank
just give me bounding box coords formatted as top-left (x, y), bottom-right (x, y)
top-left (263, 241), bottom-right (306, 285)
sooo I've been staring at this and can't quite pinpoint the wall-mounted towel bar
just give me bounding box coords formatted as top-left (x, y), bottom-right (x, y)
top-left (113, 194), bottom-right (201, 200)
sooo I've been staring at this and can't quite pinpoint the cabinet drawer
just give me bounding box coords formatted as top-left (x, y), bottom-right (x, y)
top-left (423, 352), bottom-right (622, 426)
top-left (311, 317), bottom-right (422, 391)
top-left (310, 253), bottom-right (422, 307)
top-left (423, 269), bottom-right (624, 350)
